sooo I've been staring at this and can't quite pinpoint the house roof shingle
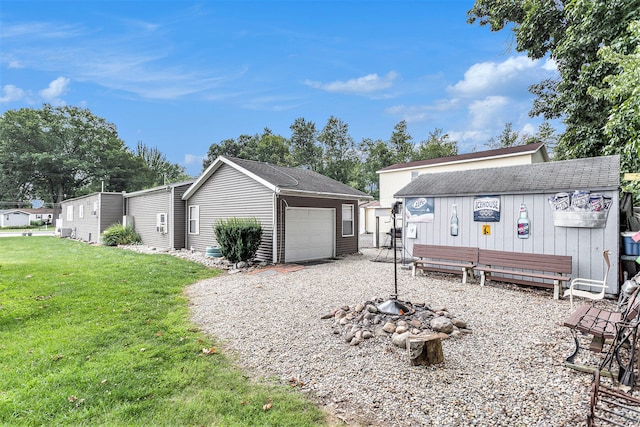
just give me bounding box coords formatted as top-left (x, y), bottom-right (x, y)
top-left (378, 142), bottom-right (548, 173)
top-left (394, 155), bottom-right (620, 198)
top-left (183, 156), bottom-right (372, 200)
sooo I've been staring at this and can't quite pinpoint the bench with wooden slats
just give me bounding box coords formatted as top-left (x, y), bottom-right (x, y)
top-left (474, 249), bottom-right (572, 299)
top-left (411, 244), bottom-right (479, 284)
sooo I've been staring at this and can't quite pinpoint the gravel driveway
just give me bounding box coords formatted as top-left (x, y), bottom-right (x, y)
top-left (185, 248), bottom-right (595, 426)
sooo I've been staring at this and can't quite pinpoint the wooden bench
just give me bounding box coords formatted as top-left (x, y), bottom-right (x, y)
top-left (474, 249), bottom-right (572, 299)
top-left (411, 244), bottom-right (478, 284)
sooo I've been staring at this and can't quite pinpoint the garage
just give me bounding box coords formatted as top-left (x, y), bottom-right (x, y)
top-left (284, 207), bottom-right (335, 262)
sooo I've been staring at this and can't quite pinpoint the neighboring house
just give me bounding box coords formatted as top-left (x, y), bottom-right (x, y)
top-left (21, 208), bottom-right (55, 225)
top-left (182, 156), bottom-right (372, 263)
top-left (124, 181), bottom-right (193, 251)
top-left (395, 155), bottom-right (621, 294)
top-left (375, 143), bottom-right (550, 233)
top-left (359, 200), bottom-right (380, 234)
top-left (59, 192), bottom-right (124, 243)
top-left (0, 210), bottom-right (30, 227)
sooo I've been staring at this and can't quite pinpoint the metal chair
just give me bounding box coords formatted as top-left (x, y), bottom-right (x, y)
top-left (563, 250), bottom-right (611, 309)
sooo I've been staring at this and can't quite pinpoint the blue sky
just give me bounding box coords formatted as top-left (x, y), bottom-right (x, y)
top-left (0, 1), bottom-right (559, 177)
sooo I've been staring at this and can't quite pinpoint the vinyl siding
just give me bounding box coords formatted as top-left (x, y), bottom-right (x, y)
top-left (186, 163), bottom-right (274, 260)
top-left (172, 185), bottom-right (188, 249)
top-left (276, 195), bottom-right (360, 262)
top-left (126, 190), bottom-right (172, 249)
top-left (60, 193), bottom-right (123, 243)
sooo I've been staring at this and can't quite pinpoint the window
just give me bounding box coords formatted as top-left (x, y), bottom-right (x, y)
top-left (78, 204), bottom-right (84, 218)
top-left (188, 205), bottom-right (199, 234)
top-left (66, 206), bottom-right (74, 221)
top-left (342, 204), bottom-right (354, 237)
top-left (411, 171), bottom-right (419, 180)
top-left (92, 201), bottom-right (98, 215)
top-left (157, 213), bottom-right (168, 234)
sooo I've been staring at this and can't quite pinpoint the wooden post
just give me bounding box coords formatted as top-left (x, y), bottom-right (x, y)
top-left (407, 334), bottom-right (444, 366)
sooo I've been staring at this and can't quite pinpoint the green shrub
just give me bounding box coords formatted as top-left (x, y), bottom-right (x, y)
top-left (101, 223), bottom-right (142, 246)
top-left (213, 217), bottom-right (262, 263)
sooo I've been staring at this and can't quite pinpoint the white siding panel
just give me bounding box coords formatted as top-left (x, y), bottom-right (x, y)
top-left (404, 190), bottom-right (620, 295)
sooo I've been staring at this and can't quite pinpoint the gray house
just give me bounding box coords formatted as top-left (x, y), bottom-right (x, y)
top-left (182, 156), bottom-right (372, 263)
top-left (395, 155), bottom-right (621, 295)
top-left (124, 181), bottom-right (193, 251)
top-left (59, 192), bottom-right (124, 243)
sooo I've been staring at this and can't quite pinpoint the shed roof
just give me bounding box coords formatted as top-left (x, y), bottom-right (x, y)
top-left (379, 142), bottom-right (548, 173)
top-left (395, 155), bottom-right (620, 197)
top-left (183, 156), bottom-right (372, 200)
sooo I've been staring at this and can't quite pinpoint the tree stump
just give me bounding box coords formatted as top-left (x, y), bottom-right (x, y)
top-left (407, 334), bottom-right (444, 366)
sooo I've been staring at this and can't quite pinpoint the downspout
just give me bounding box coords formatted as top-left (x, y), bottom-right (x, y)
top-left (272, 188), bottom-right (279, 263)
top-left (169, 187), bottom-right (175, 251)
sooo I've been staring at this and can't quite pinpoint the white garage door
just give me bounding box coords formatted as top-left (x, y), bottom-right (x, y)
top-left (285, 208), bottom-right (335, 263)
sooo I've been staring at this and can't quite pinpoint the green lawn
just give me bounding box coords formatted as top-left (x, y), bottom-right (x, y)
top-left (0, 237), bottom-right (326, 426)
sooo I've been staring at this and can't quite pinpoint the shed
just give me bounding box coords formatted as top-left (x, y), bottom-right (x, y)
top-left (395, 155), bottom-right (621, 295)
top-left (0, 209), bottom-right (31, 227)
top-left (124, 181), bottom-right (193, 250)
top-left (59, 192), bottom-right (124, 243)
top-left (182, 156), bottom-right (372, 263)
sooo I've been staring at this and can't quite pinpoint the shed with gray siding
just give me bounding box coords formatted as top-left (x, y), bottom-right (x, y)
top-left (395, 155), bottom-right (621, 295)
top-left (124, 181), bottom-right (193, 250)
top-left (59, 192), bottom-right (124, 243)
top-left (182, 156), bottom-right (372, 263)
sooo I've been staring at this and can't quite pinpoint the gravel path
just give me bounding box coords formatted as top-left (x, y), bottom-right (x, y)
top-left (183, 247), bottom-right (602, 427)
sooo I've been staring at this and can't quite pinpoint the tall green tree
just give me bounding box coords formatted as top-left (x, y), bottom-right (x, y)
top-left (135, 142), bottom-right (190, 187)
top-left (317, 116), bottom-right (357, 185)
top-left (202, 138), bottom-right (242, 170)
top-left (487, 122), bottom-right (520, 149)
top-left (0, 104), bottom-right (141, 212)
top-left (589, 20), bottom-right (640, 196)
top-left (248, 128), bottom-right (291, 166)
top-left (389, 120), bottom-right (414, 163)
top-left (468, 0), bottom-right (640, 168)
top-left (289, 117), bottom-right (321, 171)
top-left (415, 128), bottom-right (458, 159)
top-left (357, 138), bottom-right (395, 199)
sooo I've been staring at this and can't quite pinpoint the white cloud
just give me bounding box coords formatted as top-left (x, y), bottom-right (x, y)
top-left (0, 84), bottom-right (26, 103)
top-left (305, 71), bottom-right (398, 95)
top-left (39, 76), bottom-right (70, 105)
top-left (521, 123), bottom-right (536, 136)
top-left (184, 154), bottom-right (204, 166)
top-left (448, 56), bottom-right (556, 98)
top-left (385, 99), bottom-right (460, 123)
top-left (468, 96), bottom-right (510, 128)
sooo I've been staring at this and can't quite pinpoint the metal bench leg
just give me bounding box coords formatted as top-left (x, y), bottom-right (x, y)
top-left (461, 267), bottom-right (467, 285)
top-left (553, 280), bottom-right (560, 300)
top-left (480, 271), bottom-right (486, 287)
top-left (566, 330), bottom-right (580, 363)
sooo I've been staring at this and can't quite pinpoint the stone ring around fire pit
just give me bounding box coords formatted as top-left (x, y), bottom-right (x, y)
top-left (321, 297), bottom-right (471, 352)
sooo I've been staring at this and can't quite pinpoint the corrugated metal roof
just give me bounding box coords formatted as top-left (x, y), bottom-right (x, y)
top-left (378, 142), bottom-right (547, 173)
top-left (394, 155), bottom-right (620, 197)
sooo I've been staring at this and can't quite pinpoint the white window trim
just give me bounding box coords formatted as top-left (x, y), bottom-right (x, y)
top-left (156, 212), bottom-right (168, 234)
top-left (188, 205), bottom-right (200, 235)
top-left (78, 204), bottom-right (84, 219)
top-left (341, 204), bottom-right (354, 237)
top-left (66, 205), bottom-right (74, 222)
